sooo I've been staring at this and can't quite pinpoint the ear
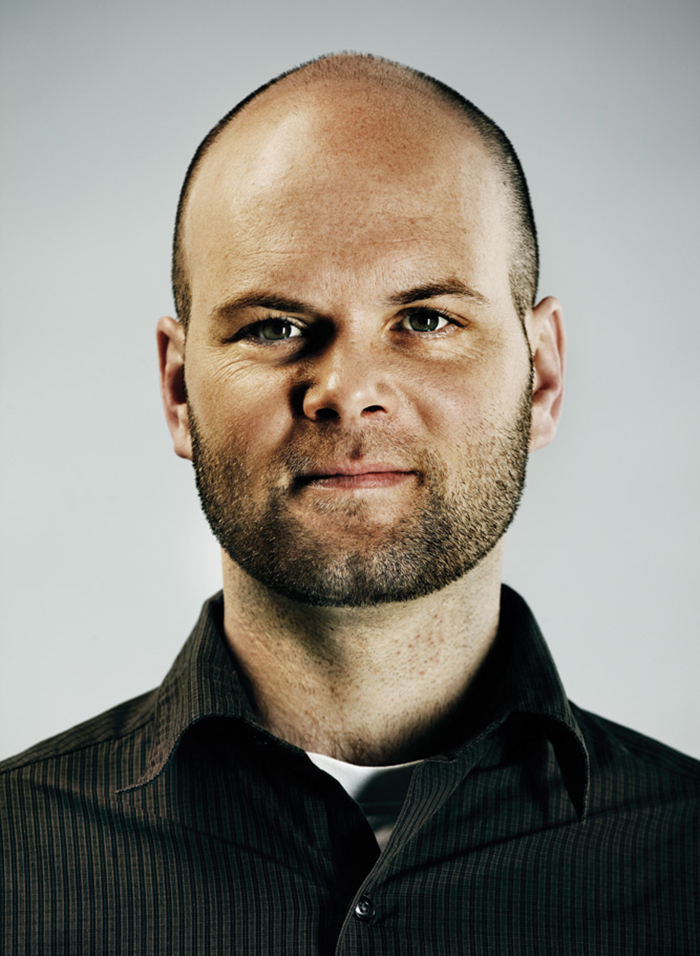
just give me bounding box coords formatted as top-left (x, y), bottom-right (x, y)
top-left (526, 296), bottom-right (566, 451)
top-left (156, 315), bottom-right (192, 460)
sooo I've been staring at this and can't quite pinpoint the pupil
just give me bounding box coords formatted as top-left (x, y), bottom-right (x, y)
top-left (263, 319), bottom-right (289, 339)
top-left (412, 312), bottom-right (438, 331)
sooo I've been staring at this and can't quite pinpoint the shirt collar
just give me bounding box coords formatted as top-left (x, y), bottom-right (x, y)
top-left (119, 591), bottom-right (256, 792)
top-left (120, 586), bottom-right (589, 818)
top-left (452, 585), bottom-right (590, 819)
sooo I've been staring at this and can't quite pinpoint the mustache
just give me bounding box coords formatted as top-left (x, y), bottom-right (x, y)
top-left (275, 430), bottom-right (436, 478)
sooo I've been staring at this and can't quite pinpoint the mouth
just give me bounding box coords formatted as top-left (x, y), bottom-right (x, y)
top-left (294, 462), bottom-right (417, 491)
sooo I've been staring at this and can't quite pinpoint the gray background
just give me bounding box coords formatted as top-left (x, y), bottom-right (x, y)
top-left (1, 0), bottom-right (698, 760)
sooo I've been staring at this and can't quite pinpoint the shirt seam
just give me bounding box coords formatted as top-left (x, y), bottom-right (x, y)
top-left (0, 714), bottom-right (155, 777)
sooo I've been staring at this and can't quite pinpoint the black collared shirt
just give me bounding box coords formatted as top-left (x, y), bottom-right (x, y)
top-left (2, 587), bottom-right (698, 954)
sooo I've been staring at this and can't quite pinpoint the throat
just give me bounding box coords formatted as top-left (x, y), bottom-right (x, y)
top-left (234, 620), bottom-right (498, 765)
top-left (222, 549), bottom-right (503, 764)
top-left (264, 690), bottom-right (476, 765)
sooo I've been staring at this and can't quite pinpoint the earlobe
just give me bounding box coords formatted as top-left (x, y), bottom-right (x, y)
top-left (156, 315), bottom-right (192, 460)
top-left (526, 297), bottom-right (566, 451)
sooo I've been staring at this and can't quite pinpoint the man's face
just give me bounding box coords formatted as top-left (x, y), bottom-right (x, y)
top-left (180, 83), bottom-right (534, 607)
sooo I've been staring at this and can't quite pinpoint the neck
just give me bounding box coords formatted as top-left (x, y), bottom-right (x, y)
top-left (221, 545), bottom-right (504, 765)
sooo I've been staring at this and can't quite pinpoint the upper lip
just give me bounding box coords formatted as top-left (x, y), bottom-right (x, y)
top-left (298, 462), bottom-right (414, 479)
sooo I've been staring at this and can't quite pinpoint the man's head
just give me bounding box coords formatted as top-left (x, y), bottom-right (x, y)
top-left (172, 53), bottom-right (539, 333)
top-left (158, 53), bottom-right (565, 607)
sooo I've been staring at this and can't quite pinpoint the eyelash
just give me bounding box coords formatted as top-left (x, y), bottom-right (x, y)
top-left (240, 317), bottom-right (304, 342)
top-left (397, 309), bottom-right (452, 333)
top-left (238, 308), bottom-right (457, 343)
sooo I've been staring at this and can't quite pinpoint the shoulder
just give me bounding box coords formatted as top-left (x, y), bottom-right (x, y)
top-left (573, 703), bottom-right (700, 779)
top-left (571, 702), bottom-right (700, 814)
top-left (0, 689), bottom-right (157, 787)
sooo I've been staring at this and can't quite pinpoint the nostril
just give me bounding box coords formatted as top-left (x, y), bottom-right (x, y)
top-left (314, 407), bottom-right (341, 421)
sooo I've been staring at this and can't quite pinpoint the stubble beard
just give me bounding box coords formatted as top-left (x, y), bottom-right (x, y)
top-left (189, 387), bottom-right (532, 608)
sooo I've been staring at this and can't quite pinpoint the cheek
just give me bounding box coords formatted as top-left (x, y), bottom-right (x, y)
top-left (187, 358), bottom-right (299, 473)
top-left (403, 351), bottom-right (529, 439)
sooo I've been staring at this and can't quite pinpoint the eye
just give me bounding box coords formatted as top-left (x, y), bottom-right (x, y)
top-left (397, 309), bottom-right (451, 333)
top-left (246, 317), bottom-right (304, 341)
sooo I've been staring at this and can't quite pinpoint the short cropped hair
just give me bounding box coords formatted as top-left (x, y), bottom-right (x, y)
top-left (172, 53), bottom-right (539, 330)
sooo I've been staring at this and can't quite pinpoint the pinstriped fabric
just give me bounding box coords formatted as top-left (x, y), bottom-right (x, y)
top-left (1, 586), bottom-right (698, 954)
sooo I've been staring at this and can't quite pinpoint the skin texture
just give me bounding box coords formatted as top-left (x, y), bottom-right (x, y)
top-left (158, 60), bottom-right (565, 763)
top-left (186, 382), bottom-right (532, 608)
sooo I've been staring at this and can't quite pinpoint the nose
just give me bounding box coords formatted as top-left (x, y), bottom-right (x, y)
top-left (300, 336), bottom-right (399, 423)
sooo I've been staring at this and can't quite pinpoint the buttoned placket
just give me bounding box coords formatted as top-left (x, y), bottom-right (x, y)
top-left (333, 746), bottom-right (485, 954)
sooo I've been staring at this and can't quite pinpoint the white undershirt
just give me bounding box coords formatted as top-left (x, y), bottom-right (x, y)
top-left (306, 751), bottom-right (422, 850)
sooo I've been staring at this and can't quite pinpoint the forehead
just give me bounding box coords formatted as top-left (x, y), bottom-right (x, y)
top-left (183, 78), bottom-right (511, 312)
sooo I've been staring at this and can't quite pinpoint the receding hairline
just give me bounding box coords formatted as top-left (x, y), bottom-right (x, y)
top-left (172, 52), bottom-right (539, 329)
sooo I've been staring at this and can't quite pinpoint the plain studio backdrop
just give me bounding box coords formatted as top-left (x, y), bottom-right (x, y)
top-left (1, 0), bottom-right (698, 761)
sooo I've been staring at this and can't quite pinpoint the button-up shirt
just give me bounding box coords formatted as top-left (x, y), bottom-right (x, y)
top-left (2, 586), bottom-right (698, 954)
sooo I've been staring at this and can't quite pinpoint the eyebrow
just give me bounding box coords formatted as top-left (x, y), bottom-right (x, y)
top-left (388, 280), bottom-right (490, 308)
top-left (210, 278), bottom-right (490, 321)
top-left (210, 293), bottom-right (312, 321)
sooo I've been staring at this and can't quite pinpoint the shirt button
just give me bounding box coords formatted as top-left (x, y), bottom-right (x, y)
top-left (354, 896), bottom-right (375, 922)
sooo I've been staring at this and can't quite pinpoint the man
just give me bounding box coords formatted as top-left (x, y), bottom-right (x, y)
top-left (2, 53), bottom-right (698, 955)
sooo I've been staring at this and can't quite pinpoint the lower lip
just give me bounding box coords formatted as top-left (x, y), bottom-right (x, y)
top-left (299, 472), bottom-right (414, 490)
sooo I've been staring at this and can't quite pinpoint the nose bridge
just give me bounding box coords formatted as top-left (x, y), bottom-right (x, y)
top-left (301, 322), bottom-right (396, 421)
